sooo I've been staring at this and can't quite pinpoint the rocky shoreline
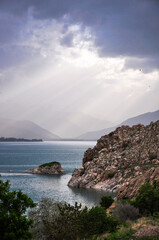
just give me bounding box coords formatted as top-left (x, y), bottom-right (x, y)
top-left (27, 161), bottom-right (66, 175)
top-left (68, 121), bottom-right (159, 199)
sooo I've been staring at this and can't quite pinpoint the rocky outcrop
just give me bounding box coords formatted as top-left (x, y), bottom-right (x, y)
top-left (134, 226), bottom-right (159, 237)
top-left (68, 121), bottom-right (159, 199)
top-left (27, 161), bottom-right (66, 175)
top-left (117, 167), bottom-right (159, 200)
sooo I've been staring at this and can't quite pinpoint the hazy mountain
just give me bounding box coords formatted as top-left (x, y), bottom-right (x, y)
top-left (76, 127), bottom-right (116, 141)
top-left (120, 110), bottom-right (159, 127)
top-left (77, 109), bottom-right (159, 140)
top-left (20, 110), bottom-right (113, 138)
top-left (0, 118), bottom-right (60, 140)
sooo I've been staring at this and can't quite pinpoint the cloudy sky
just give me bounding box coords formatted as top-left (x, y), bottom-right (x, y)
top-left (0, 0), bottom-right (159, 137)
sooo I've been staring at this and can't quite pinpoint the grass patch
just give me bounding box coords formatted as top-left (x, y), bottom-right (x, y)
top-left (39, 161), bottom-right (60, 168)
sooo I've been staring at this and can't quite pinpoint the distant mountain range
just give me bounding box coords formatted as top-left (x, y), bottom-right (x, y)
top-left (26, 111), bottom-right (113, 138)
top-left (0, 118), bottom-right (60, 140)
top-left (1, 109), bottom-right (159, 141)
top-left (77, 109), bottom-right (159, 140)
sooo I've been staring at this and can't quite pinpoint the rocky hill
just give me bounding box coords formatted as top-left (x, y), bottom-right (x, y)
top-left (68, 120), bottom-right (159, 199)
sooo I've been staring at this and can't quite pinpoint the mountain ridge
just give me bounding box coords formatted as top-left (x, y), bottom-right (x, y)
top-left (76, 109), bottom-right (159, 140)
top-left (0, 118), bottom-right (60, 140)
top-left (30, 111), bottom-right (113, 138)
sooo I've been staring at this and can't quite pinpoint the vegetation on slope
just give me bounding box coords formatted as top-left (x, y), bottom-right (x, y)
top-left (39, 161), bottom-right (61, 168)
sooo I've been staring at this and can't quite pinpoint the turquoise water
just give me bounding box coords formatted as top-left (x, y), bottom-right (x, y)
top-left (0, 141), bottom-right (113, 206)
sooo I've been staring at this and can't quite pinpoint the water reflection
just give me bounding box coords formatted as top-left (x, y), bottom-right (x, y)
top-left (69, 186), bottom-right (116, 207)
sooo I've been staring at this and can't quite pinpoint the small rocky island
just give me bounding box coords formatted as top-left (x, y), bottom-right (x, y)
top-left (27, 161), bottom-right (66, 175)
top-left (68, 120), bottom-right (159, 200)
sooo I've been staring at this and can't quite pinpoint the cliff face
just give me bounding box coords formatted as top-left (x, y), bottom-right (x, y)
top-left (68, 121), bottom-right (159, 199)
top-left (27, 162), bottom-right (66, 175)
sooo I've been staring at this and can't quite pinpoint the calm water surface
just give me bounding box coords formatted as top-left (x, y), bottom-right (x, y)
top-left (0, 141), bottom-right (113, 206)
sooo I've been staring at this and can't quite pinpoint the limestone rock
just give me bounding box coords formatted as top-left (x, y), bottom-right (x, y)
top-left (117, 167), bottom-right (159, 200)
top-left (68, 120), bottom-right (159, 199)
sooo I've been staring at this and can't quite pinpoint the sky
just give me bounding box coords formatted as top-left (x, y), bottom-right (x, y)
top-left (0, 0), bottom-right (159, 137)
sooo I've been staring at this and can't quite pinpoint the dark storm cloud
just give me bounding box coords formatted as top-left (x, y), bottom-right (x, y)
top-left (0, 0), bottom-right (159, 70)
top-left (92, 1), bottom-right (159, 58)
top-left (0, 0), bottom-right (74, 18)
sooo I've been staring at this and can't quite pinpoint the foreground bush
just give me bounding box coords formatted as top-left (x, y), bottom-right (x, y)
top-left (29, 198), bottom-right (118, 240)
top-left (81, 206), bottom-right (118, 238)
top-left (0, 179), bottom-right (36, 240)
top-left (29, 198), bottom-right (87, 240)
top-left (112, 203), bottom-right (139, 222)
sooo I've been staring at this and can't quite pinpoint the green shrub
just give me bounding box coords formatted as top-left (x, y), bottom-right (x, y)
top-left (0, 179), bottom-right (36, 240)
top-left (39, 161), bottom-right (60, 168)
top-left (81, 206), bottom-right (118, 238)
top-left (100, 196), bottom-right (114, 209)
top-left (133, 183), bottom-right (159, 216)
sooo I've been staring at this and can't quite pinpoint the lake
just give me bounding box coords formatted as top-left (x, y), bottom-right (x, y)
top-left (0, 141), bottom-right (114, 207)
